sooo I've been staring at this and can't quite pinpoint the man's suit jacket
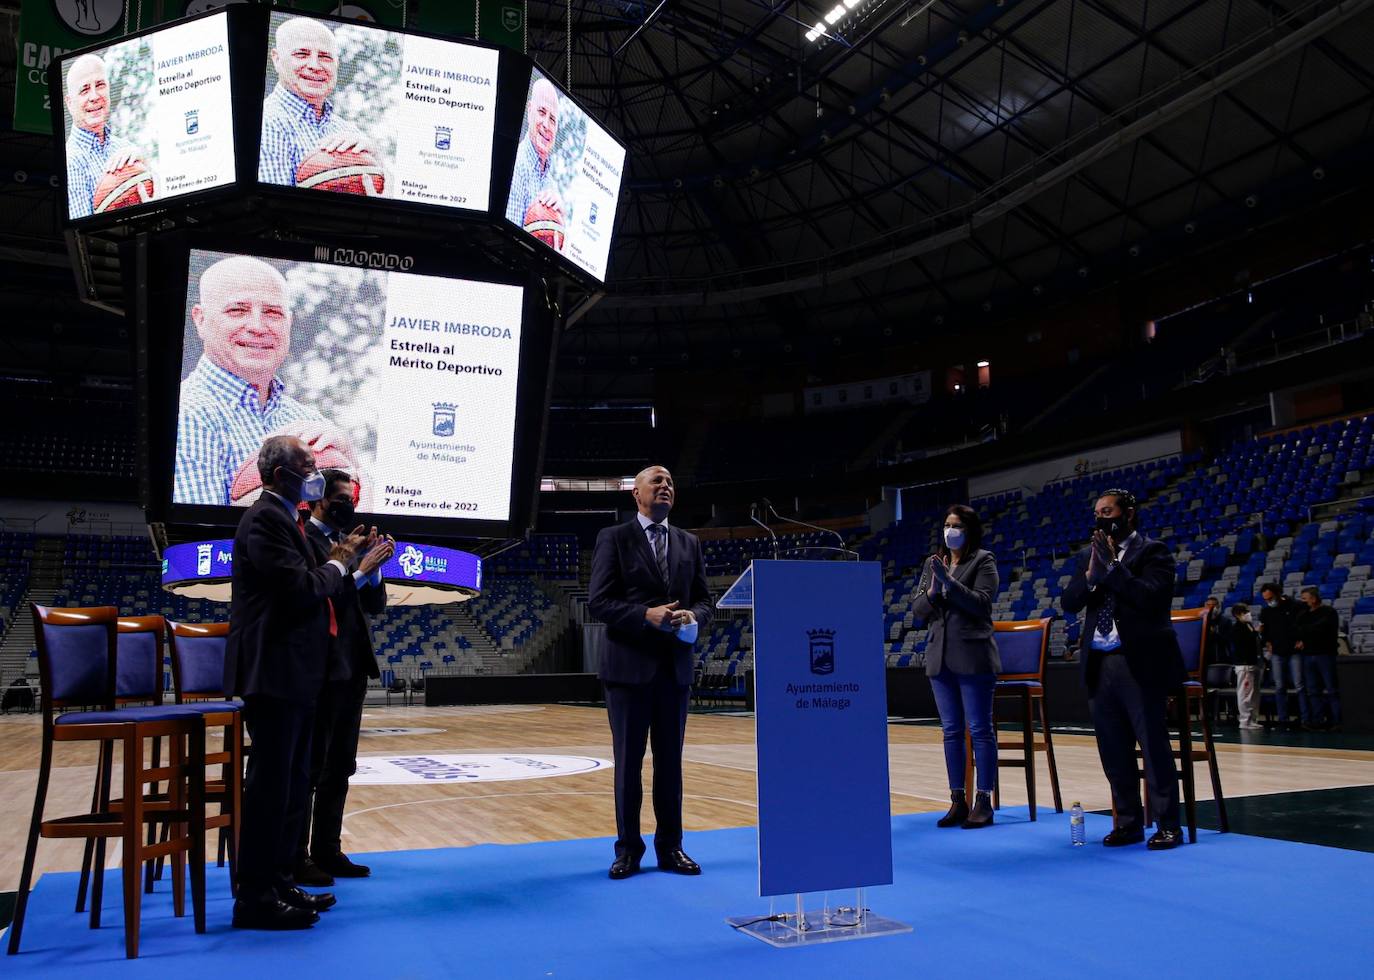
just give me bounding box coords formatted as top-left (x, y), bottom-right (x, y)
top-left (912, 548), bottom-right (1001, 677)
top-left (1060, 533), bottom-right (1186, 692)
top-left (225, 497), bottom-right (357, 702)
top-left (588, 517), bottom-right (713, 686)
top-left (306, 522), bottom-right (385, 682)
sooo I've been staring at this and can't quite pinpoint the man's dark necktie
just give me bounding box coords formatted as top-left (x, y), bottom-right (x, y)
top-left (649, 523), bottom-right (670, 585)
top-left (1096, 591), bottom-right (1116, 640)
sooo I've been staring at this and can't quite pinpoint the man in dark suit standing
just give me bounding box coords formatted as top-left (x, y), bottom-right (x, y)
top-left (1061, 488), bottom-right (1186, 851)
top-left (226, 436), bottom-right (392, 929)
top-left (588, 464), bottom-right (713, 879)
top-left (295, 469), bottom-right (389, 887)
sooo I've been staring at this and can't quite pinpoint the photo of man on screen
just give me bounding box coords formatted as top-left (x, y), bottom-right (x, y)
top-left (175, 255), bottom-right (361, 508)
top-left (505, 76), bottom-right (566, 251)
top-left (64, 53), bottom-right (150, 219)
top-left (259, 16), bottom-right (383, 194)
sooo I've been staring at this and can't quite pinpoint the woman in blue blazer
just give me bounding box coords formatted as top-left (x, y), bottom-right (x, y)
top-left (913, 504), bottom-right (1001, 828)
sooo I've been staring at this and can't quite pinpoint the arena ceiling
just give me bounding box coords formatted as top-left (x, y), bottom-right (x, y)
top-left (524, 0), bottom-right (1374, 367)
top-left (1, 1), bottom-right (1372, 386)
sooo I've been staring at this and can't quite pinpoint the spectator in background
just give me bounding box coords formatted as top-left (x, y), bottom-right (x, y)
top-left (1229, 603), bottom-right (1263, 731)
top-left (1294, 586), bottom-right (1342, 731)
top-left (1259, 583), bottom-right (1306, 730)
top-left (1203, 596), bottom-right (1231, 664)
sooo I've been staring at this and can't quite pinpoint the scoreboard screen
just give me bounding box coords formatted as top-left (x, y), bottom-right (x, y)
top-left (58, 11), bottom-right (236, 223)
top-left (257, 12), bottom-right (500, 213)
top-left (503, 67), bottom-right (626, 283)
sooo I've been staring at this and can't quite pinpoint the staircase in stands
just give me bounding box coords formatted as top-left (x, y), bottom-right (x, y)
top-left (1, 538), bottom-right (65, 684)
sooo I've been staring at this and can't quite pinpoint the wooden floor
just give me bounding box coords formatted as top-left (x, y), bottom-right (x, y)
top-left (2, 703), bottom-right (1372, 886)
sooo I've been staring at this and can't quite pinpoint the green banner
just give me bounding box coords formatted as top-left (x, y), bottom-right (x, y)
top-left (415, 1), bottom-right (524, 52)
top-left (13, 1), bottom-right (132, 134)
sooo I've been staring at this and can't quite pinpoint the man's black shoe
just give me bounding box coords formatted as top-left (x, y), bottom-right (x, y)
top-left (656, 849), bottom-right (701, 875)
top-left (294, 857), bottom-right (335, 887)
top-left (1147, 828), bottom-right (1183, 851)
top-left (277, 885), bottom-right (337, 911)
top-left (315, 852), bottom-right (371, 878)
top-left (608, 854), bottom-right (641, 880)
top-left (232, 897), bottom-right (318, 930)
top-left (1102, 827), bottom-right (1145, 847)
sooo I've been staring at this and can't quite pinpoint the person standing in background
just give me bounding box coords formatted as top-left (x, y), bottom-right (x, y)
top-left (913, 504), bottom-right (1000, 830)
top-left (1294, 587), bottom-right (1342, 731)
top-left (1229, 603), bottom-right (1264, 731)
top-left (1259, 583), bottom-right (1306, 730)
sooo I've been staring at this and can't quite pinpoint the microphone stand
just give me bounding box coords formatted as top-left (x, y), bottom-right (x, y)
top-left (763, 499), bottom-right (860, 561)
top-left (749, 503), bottom-right (780, 560)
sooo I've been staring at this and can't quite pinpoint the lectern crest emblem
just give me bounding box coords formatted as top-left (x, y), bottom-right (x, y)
top-left (807, 628), bottom-right (835, 675)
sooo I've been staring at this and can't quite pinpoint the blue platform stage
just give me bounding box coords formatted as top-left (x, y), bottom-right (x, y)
top-left (3, 809), bottom-right (1371, 978)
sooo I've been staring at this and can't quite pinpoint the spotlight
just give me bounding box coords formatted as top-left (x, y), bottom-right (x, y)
top-left (1244, 195), bottom-right (1258, 209)
top-left (1184, 222), bottom-right (1196, 234)
top-left (1312, 166), bottom-right (1326, 181)
top-left (1127, 245), bottom-right (1140, 258)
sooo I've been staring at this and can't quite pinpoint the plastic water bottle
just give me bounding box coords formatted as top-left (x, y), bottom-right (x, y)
top-left (1070, 802), bottom-right (1086, 846)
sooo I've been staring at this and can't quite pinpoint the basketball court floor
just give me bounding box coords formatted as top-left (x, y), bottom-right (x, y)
top-left (1, 701), bottom-right (1371, 889)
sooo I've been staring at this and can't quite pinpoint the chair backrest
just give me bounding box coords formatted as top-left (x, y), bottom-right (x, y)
top-left (1170, 608), bottom-right (1209, 681)
top-left (994, 618), bottom-right (1050, 681)
top-left (167, 620), bottom-right (228, 701)
top-left (115, 615), bottom-right (166, 703)
top-left (32, 604), bottom-right (118, 716)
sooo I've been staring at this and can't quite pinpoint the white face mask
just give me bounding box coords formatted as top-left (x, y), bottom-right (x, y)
top-left (943, 526), bottom-right (966, 550)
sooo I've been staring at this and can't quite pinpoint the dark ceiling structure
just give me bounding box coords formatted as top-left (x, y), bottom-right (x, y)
top-left (1, 0), bottom-right (1373, 392)
top-left (519, 0), bottom-right (1374, 373)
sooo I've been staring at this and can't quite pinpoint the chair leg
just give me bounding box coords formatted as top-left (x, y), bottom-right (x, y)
top-left (1200, 693), bottom-right (1228, 832)
top-left (145, 735), bottom-right (162, 894)
top-left (90, 737), bottom-right (115, 930)
top-left (122, 731), bottom-right (144, 960)
top-left (189, 725), bottom-right (208, 934)
top-left (7, 736), bottom-right (53, 955)
top-left (76, 738), bottom-right (109, 913)
top-left (228, 717), bottom-right (243, 896)
top-left (1022, 687), bottom-right (1036, 821)
top-left (168, 733), bottom-right (186, 919)
top-left (1177, 696), bottom-right (1197, 844)
top-left (1037, 693), bottom-right (1063, 813)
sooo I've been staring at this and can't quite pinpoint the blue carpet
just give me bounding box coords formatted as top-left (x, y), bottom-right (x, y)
top-left (3, 809), bottom-right (1371, 978)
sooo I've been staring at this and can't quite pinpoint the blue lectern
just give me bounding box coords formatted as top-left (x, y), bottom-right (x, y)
top-left (720, 559), bottom-right (911, 947)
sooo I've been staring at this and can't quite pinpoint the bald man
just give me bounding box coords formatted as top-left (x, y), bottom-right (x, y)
top-left (64, 54), bottom-right (147, 219)
top-left (174, 255), bottom-right (358, 506)
top-left (259, 16), bottom-right (375, 187)
top-left (588, 465), bottom-right (713, 879)
top-left (504, 75), bottom-right (565, 234)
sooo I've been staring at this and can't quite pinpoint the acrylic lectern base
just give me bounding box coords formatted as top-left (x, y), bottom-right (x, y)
top-left (726, 891), bottom-right (911, 948)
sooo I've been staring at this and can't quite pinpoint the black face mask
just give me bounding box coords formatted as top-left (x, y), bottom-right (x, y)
top-left (325, 499), bottom-right (356, 530)
top-left (1095, 514), bottom-right (1129, 540)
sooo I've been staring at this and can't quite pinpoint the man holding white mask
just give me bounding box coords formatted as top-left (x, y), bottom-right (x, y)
top-left (226, 435), bottom-right (392, 930)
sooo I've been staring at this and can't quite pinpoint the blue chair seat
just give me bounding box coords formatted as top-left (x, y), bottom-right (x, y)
top-left (175, 700), bottom-right (241, 714)
top-left (55, 705), bottom-right (202, 726)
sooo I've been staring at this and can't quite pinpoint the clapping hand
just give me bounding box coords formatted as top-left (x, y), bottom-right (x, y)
top-left (1087, 530), bottom-right (1112, 586)
top-left (927, 555), bottom-right (948, 593)
top-left (358, 531), bottom-right (394, 576)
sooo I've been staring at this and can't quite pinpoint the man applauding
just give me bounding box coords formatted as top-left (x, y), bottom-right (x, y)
top-left (226, 436), bottom-right (392, 929)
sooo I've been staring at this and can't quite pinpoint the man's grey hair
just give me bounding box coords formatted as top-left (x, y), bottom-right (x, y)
top-left (257, 435), bottom-right (300, 486)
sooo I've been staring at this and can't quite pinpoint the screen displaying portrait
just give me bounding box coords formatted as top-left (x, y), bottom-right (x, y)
top-left (503, 67), bottom-right (626, 282)
top-left (258, 12), bottom-right (499, 212)
top-left (171, 247), bottom-right (527, 524)
top-left (59, 12), bottom-right (235, 222)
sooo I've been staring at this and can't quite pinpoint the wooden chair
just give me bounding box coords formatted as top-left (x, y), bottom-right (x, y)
top-left (166, 620), bottom-right (243, 891)
top-left (1164, 608), bottom-right (1229, 840)
top-left (76, 615), bottom-right (182, 911)
top-left (989, 618), bottom-right (1063, 820)
top-left (8, 606), bottom-right (207, 960)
